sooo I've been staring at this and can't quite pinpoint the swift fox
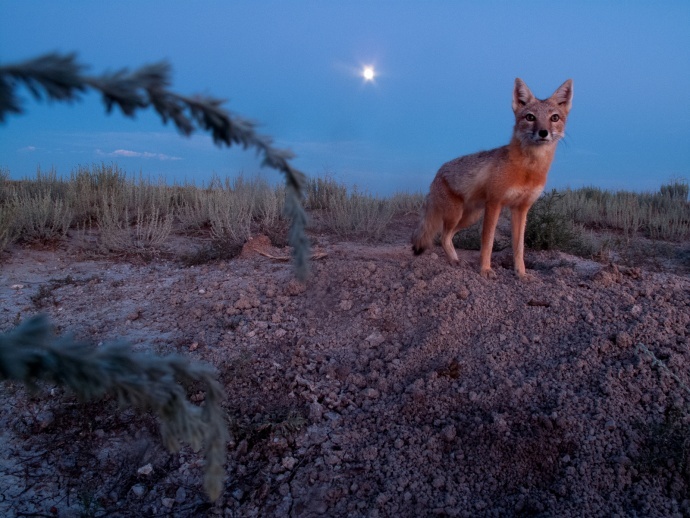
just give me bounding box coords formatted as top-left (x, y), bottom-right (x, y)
top-left (412, 78), bottom-right (573, 279)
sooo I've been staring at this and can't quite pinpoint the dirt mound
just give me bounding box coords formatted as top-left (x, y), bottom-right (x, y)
top-left (1, 231), bottom-right (689, 517)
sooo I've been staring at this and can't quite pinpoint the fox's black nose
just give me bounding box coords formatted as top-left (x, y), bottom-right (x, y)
top-left (538, 129), bottom-right (549, 138)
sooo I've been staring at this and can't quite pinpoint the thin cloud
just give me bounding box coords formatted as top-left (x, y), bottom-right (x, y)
top-left (18, 146), bottom-right (37, 152)
top-left (96, 149), bottom-right (183, 161)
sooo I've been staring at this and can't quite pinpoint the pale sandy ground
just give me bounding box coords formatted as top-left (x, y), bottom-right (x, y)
top-left (1, 220), bottom-right (689, 517)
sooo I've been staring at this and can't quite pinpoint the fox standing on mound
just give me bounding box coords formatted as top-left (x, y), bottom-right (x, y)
top-left (412, 78), bottom-right (573, 279)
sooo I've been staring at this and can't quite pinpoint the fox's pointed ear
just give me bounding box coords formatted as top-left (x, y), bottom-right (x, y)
top-left (552, 79), bottom-right (573, 113)
top-left (512, 78), bottom-right (535, 112)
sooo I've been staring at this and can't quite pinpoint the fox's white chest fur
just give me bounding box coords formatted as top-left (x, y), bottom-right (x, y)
top-left (502, 185), bottom-right (544, 208)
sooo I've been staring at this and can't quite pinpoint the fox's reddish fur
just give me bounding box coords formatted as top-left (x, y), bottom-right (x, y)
top-left (412, 78), bottom-right (573, 279)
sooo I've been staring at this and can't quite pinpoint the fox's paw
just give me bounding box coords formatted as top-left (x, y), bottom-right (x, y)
top-left (412, 244), bottom-right (425, 256)
top-left (517, 271), bottom-right (538, 283)
top-left (456, 258), bottom-right (471, 268)
top-left (480, 268), bottom-right (496, 280)
top-left (515, 266), bottom-right (539, 282)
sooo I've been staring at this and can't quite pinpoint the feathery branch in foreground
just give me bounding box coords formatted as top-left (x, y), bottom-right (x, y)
top-left (0, 52), bottom-right (310, 277)
top-left (0, 315), bottom-right (229, 501)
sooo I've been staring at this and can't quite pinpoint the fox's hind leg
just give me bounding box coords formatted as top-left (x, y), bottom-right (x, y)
top-left (448, 209), bottom-right (483, 266)
top-left (440, 227), bottom-right (459, 263)
top-left (440, 205), bottom-right (464, 264)
top-left (418, 175), bottom-right (465, 264)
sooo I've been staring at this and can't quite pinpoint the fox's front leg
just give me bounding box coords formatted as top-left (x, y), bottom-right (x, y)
top-left (511, 206), bottom-right (529, 278)
top-left (479, 202), bottom-right (501, 279)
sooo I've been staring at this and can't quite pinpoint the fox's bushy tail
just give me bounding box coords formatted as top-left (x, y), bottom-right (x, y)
top-left (411, 198), bottom-right (441, 255)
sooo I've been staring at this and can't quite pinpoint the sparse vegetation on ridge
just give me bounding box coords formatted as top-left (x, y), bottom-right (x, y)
top-left (1, 166), bottom-right (688, 264)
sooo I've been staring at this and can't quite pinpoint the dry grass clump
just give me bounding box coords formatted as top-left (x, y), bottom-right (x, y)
top-left (176, 175), bottom-right (287, 254)
top-left (390, 191), bottom-right (425, 215)
top-left (0, 206), bottom-right (15, 251)
top-left (305, 175), bottom-right (401, 240)
top-left (12, 192), bottom-right (73, 242)
top-left (0, 168), bottom-right (17, 251)
top-left (304, 175), bottom-right (348, 211)
top-left (323, 186), bottom-right (396, 240)
top-left (7, 169), bottom-right (73, 243)
top-left (177, 175), bottom-right (287, 265)
top-left (660, 179), bottom-right (689, 201)
top-left (68, 163), bottom-right (130, 225)
top-left (559, 181), bottom-right (690, 242)
top-left (523, 182), bottom-right (689, 263)
top-left (97, 202), bottom-right (173, 257)
top-left (207, 176), bottom-right (285, 243)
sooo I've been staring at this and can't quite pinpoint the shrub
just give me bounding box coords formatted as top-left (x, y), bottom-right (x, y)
top-left (450, 221), bottom-right (508, 252)
top-left (390, 191), bottom-right (425, 215)
top-left (525, 190), bottom-right (581, 251)
top-left (69, 163), bottom-right (129, 225)
top-left (305, 175), bottom-right (347, 211)
top-left (12, 191), bottom-right (73, 242)
top-left (660, 179), bottom-right (689, 201)
top-left (97, 200), bottom-right (173, 256)
top-left (0, 203), bottom-right (17, 252)
top-left (559, 186), bottom-right (690, 242)
top-left (451, 222), bottom-right (483, 250)
top-left (324, 187), bottom-right (395, 240)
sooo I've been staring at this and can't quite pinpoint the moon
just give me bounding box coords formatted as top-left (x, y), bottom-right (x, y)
top-left (362, 66), bottom-right (375, 82)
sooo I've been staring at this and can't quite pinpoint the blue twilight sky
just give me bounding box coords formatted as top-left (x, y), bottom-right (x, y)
top-left (1, 1), bottom-right (689, 195)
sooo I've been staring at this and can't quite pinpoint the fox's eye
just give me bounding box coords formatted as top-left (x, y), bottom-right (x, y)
top-left (550, 114), bottom-right (560, 122)
top-left (525, 114), bottom-right (536, 122)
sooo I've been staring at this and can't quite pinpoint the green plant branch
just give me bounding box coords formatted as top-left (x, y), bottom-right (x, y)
top-left (0, 315), bottom-right (229, 501)
top-left (0, 52), bottom-right (309, 277)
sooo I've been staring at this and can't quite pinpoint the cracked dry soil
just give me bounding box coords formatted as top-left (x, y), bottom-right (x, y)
top-left (1, 221), bottom-right (689, 517)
